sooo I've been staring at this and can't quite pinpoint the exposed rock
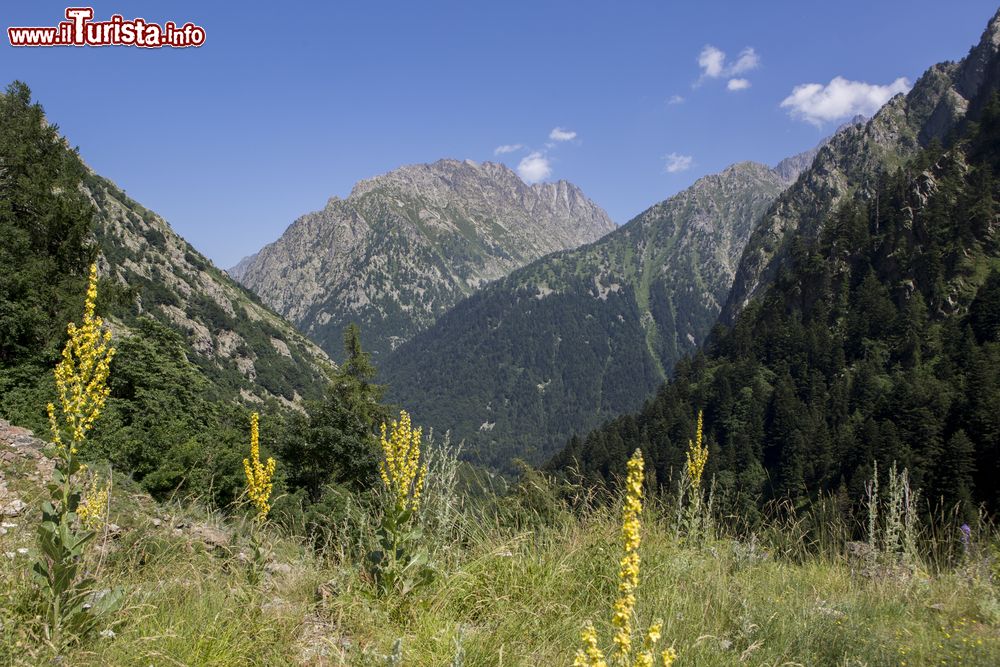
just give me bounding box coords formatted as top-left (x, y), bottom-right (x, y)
top-left (232, 159), bottom-right (616, 360)
top-left (185, 522), bottom-right (230, 549)
top-left (722, 7), bottom-right (1000, 323)
top-left (82, 169), bottom-right (334, 406)
top-left (1, 499), bottom-right (26, 518)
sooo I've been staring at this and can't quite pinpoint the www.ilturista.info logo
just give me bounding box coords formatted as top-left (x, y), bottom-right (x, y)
top-left (8, 7), bottom-right (205, 48)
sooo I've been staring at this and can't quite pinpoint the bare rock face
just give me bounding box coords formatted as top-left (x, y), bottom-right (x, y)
top-left (86, 172), bottom-right (333, 404)
top-left (722, 7), bottom-right (1000, 324)
top-left (231, 159), bottom-right (616, 360)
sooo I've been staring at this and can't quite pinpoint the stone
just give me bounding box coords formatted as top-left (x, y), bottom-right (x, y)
top-left (265, 561), bottom-right (293, 576)
top-left (1, 499), bottom-right (27, 517)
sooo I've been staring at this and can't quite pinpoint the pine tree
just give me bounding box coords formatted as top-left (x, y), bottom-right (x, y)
top-left (280, 325), bottom-right (389, 501)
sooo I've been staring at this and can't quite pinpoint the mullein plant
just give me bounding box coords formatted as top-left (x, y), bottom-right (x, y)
top-left (575, 449), bottom-right (677, 667)
top-left (243, 411), bottom-right (276, 585)
top-left (369, 410), bottom-right (435, 597)
top-left (676, 410), bottom-right (712, 542)
top-left (35, 264), bottom-right (122, 649)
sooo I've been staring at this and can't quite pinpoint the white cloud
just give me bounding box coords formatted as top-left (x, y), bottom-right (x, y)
top-left (667, 94), bottom-right (685, 105)
top-left (663, 152), bottom-right (693, 174)
top-left (517, 151), bottom-right (552, 183)
top-left (698, 45), bottom-right (726, 78)
top-left (549, 127), bottom-right (577, 142)
top-left (729, 47), bottom-right (760, 75)
top-left (698, 45), bottom-right (760, 81)
top-left (727, 78), bottom-right (751, 91)
top-left (780, 75), bottom-right (911, 125)
top-left (494, 143), bottom-right (523, 155)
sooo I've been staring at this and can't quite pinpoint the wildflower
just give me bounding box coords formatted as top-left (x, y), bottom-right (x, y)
top-left (612, 449), bottom-right (645, 660)
top-left (77, 477), bottom-right (110, 531)
top-left (684, 410), bottom-right (707, 492)
top-left (48, 264), bottom-right (116, 447)
top-left (243, 412), bottom-right (276, 521)
top-left (378, 410), bottom-right (428, 512)
top-left (36, 263), bottom-right (123, 645)
top-left (575, 449), bottom-right (675, 667)
top-left (959, 523), bottom-right (971, 556)
top-left (574, 621), bottom-right (608, 667)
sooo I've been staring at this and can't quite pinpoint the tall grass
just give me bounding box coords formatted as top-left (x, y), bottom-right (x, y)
top-left (1, 453), bottom-right (999, 665)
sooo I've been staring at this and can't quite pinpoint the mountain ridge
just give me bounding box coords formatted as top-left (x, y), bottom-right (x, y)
top-left (722, 10), bottom-right (1000, 324)
top-left (380, 147), bottom-right (829, 470)
top-left (231, 158), bottom-right (616, 360)
top-left (551, 8), bottom-right (1000, 516)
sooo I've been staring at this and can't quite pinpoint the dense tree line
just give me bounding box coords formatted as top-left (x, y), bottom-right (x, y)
top-left (0, 83), bottom-right (385, 520)
top-left (552, 98), bottom-right (1000, 520)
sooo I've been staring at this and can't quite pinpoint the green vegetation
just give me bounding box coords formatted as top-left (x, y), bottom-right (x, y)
top-left (2, 437), bottom-right (999, 665)
top-left (382, 163), bottom-right (788, 473)
top-left (3, 13), bottom-right (1000, 663)
top-left (0, 82), bottom-right (331, 509)
top-left (0, 81), bottom-right (94, 400)
top-left (554, 95), bottom-right (1000, 519)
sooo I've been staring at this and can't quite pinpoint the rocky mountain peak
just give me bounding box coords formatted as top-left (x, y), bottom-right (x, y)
top-left (233, 159), bottom-right (616, 361)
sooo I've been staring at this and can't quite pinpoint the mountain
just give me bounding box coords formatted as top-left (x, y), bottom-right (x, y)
top-left (380, 155), bottom-right (819, 471)
top-left (0, 81), bottom-right (333, 502)
top-left (552, 10), bottom-right (1000, 516)
top-left (771, 115), bottom-right (867, 182)
top-left (722, 14), bottom-right (1000, 324)
top-left (85, 171), bottom-right (333, 406)
top-left (230, 159), bottom-right (616, 361)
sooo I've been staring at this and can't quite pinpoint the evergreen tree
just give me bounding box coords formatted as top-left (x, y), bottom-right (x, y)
top-left (280, 324), bottom-right (389, 501)
top-left (0, 82), bottom-right (95, 366)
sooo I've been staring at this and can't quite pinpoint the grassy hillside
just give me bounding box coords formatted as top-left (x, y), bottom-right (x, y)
top-left (1, 419), bottom-right (998, 665)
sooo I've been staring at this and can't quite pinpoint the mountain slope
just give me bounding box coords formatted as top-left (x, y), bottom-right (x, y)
top-left (231, 159), bottom-right (616, 360)
top-left (86, 170), bottom-right (332, 406)
top-left (552, 12), bottom-right (1000, 515)
top-left (0, 81), bottom-right (333, 502)
top-left (722, 12), bottom-right (1000, 323)
top-left (381, 159), bottom-right (809, 470)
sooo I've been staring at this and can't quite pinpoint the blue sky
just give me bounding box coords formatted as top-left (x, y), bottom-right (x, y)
top-left (4, 1), bottom-right (998, 267)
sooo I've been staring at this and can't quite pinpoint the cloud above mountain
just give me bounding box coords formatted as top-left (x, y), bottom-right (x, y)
top-left (781, 76), bottom-right (911, 125)
top-left (549, 127), bottom-right (577, 142)
top-left (698, 45), bottom-right (760, 90)
top-left (517, 151), bottom-right (552, 183)
top-left (494, 143), bottom-right (523, 155)
top-left (663, 152), bottom-right (693, 173)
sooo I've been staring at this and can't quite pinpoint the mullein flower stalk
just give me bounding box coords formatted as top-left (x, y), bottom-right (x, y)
top-left (574, 449), bottom-right (676, 667)
top-left (684, 410), bottom-right (707, 494)
top-left (379, 410), bottom-right (428, 513)
top-left (77, 477), bottom-right (111, 531)
top-left (35, 264), bottom-right (122, 648)
top-left (243, 412), bottom-right (276, 523)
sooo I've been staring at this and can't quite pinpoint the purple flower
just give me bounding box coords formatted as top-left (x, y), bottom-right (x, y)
top-left (960, 523), bottom-right (972, 554)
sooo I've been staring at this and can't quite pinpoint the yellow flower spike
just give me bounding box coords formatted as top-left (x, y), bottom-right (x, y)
top-left (685, 410), bottom-right (707, 492)
top-left (611, 449), bottom-right (645, 662)
top-left (77, 477), bottom-right (110, 531)
top-left (575, 621), bottom-right (608, 667)
top-left (378, 410), bottom-right (426, 513)
top-left (575, 450), bottom-right (677, 667)
top-left (49, 264), bottom-right (115, 449)
top-left (660, 647), bottom-right (677, 667)
top-left (243, 412), bottom-right (276, 522)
